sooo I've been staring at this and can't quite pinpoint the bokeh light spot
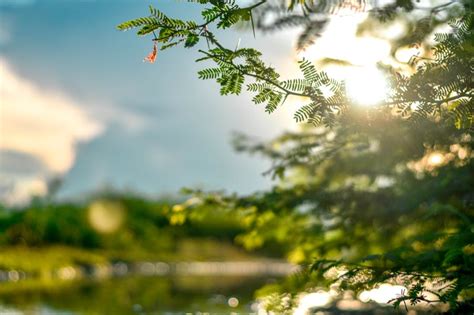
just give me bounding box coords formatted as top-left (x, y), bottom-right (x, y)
top-left (88, 200), bottom-right (125, 234)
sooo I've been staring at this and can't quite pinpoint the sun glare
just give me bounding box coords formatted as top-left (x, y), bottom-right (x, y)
top-left (345, 66), bottom-right (389, 106)
top-left (294, 13), bottom-right (393, 108)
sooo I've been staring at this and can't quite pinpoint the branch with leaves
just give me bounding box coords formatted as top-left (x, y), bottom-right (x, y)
top-left (118, 1), bottom-right (472, 129)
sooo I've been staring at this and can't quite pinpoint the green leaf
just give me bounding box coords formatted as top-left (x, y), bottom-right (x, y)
top-left (137, 24), bottom-right (160, 35)
top-left (184, 33), bottom-right (200, 48)
top-left (117, 17), bottom-right (159, 31)
top-left (198, 67), bottom-right (223, 80)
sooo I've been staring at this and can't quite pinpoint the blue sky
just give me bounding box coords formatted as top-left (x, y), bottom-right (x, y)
top-left (0, 0), bottom-right (299, 203)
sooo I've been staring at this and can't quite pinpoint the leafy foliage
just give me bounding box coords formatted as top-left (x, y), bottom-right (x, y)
top-left (0, 194), bottom-right (245, 251)
top-left (390, 13), bottom-right (474, 129)
top-left (182, 117), bottom-right (474, 312)
top-left (118, 1), bottom-right (474, 312)
top-left (118, 1), bottom-right (472, 129)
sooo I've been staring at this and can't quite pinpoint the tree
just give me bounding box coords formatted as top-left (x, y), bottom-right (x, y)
top-left (117, 0), bottom-right (472, 128)
top-left (118, 1), bottom-right (473, 312)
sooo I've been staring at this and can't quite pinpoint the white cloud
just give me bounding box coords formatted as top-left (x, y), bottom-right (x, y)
top-left (0, 177), bottom-right (47, 205)
top-left (0, 58), bottom-right (104, 203)
top-left (91, 103), bottom-right (150, 134)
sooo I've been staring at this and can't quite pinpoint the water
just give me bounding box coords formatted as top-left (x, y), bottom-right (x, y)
top-left (0, 275), bottom-right (276, 314)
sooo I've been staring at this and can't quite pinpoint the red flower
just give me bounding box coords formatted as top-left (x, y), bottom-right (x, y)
top-left (143, 43), bottom-right (157, 63)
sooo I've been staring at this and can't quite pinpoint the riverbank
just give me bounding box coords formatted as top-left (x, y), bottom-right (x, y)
top-left (0, 273), bottom-right (273, 314)
top-left (0, 243), bottom-right (295, 314)
top-left (0, 241), bottom-right (296, 291)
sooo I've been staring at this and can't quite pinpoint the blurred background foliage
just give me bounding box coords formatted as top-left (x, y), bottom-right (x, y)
top-left (180, 111), bottom-right (473, 312)
top-left (0, 192), bottom-right (287, 313)
top-left (0, 193), bottom-right (286, 273)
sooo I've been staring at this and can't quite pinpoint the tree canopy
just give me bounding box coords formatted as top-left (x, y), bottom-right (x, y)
top-left (118, 1), bottom-right (473, 313)
top-left (117, 0), bottom-right (472, 128)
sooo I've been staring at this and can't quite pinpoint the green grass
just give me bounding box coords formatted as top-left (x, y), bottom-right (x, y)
top-left (0, 246), bottom-right (107, 274)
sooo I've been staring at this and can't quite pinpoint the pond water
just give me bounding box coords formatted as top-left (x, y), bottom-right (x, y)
top-left (0, 274), bottom-right (276, 314)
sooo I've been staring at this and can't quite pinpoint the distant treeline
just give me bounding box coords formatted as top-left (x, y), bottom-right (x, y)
top-left (0, 194), bottom-right (245, 253)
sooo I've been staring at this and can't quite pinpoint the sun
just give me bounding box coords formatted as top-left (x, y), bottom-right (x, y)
top-left (320, 65), bottom-right (390, 107)
top-left (294, 13), bottom-right (393, 108)
top-left (344, 66), bottom-right (389, 106)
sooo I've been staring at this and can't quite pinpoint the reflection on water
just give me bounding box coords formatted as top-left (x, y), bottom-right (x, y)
top-left (0, 274), bottom-right (275, 314)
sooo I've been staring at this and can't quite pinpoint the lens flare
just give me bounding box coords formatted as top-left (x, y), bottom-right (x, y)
top-left (427, 152), bottom-right (445, 167)
top-left (88, 200), bottom-right (125, 234)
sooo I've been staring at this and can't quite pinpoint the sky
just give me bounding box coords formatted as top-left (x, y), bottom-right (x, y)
top-left (0, 0), bottom-right (432, 204)
top-left (0, 0), bottom-right (304, 204)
